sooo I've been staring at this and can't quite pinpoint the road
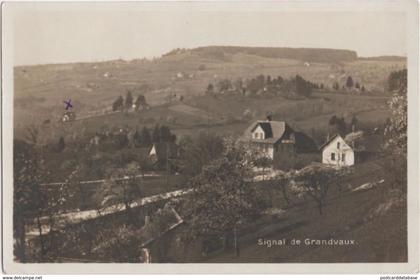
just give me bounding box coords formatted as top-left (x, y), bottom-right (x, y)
top-left (40, 172), bottom-right (163, 187)
top-left (26, 188), bottom-right (192, 239)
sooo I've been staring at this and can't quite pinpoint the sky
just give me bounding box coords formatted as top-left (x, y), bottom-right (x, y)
top-left (9, 4), bottom-right (407, 66)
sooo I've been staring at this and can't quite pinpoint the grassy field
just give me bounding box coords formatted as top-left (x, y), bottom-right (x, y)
top-left (14, 49), bottom-right (405, 140)
top-left (24, 88), bottom-right (392, 149)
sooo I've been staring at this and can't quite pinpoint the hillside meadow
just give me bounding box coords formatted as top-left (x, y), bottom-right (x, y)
top-left (14, 48), bottom-right (405, 142)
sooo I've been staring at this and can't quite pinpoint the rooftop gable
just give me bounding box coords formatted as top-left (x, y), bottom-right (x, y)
top-left (245, 120), bottom-right (289, 144)
top-left (319, 134), bottom-right (353, 151)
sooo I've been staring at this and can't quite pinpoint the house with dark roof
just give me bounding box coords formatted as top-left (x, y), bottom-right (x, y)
top-left (242, 117), bottom-right (318, 168)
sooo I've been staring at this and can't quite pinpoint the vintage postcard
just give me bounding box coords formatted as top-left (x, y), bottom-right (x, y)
top-left (2, 0), bottom-right (419, 274)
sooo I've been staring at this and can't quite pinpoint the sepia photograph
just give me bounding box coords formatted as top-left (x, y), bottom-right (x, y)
top-left (2, 0), bottom-right (419, 274)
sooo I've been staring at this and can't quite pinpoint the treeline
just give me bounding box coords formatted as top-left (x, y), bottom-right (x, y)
top-left (131, 125), bottom-right (176, 147)
top-left (328, 115), bottom-right (360, 136)
top-left (332, 76), bottom-right (366, 92)
top-left (206, 74), bottom-right (319, 98)
top-left (93, 124), bottom-right (177, 151)
top-left (112, 90), bottom-right (149, 112)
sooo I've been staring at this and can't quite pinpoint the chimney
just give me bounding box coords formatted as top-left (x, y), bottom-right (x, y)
top-left (327, 133), bottom-right (330, 141)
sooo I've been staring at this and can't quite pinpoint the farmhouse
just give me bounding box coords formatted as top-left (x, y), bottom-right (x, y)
top-left (242, 117), bottom-right (318, 168)
top-left (320, 134), bottom-right (354, 167)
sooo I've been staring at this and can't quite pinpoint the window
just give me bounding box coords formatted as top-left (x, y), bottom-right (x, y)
top-left (342, 153), bottom-right (346, 162)
top-left (337, 142), bottom-right (340, 149)
top-left (331, 153), bottom-right (336, 161)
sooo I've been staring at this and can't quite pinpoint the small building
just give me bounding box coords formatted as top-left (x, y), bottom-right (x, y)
top-left (320, 134), bottom-right (354, 167)
top-left (149, 142), bottom-right (179, 168)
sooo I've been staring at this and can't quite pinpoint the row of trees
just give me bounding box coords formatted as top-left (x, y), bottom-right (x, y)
top-left (206, 74), bottom-right (318, 98)
top-left (112, 91), bottom-right (148, 112)
top-left (206, 74), bottom-right (371, 99)
top-left (132, 125), bottom-right (177, 148)
top-left (328, 115), bottom-right (360, 136)
top-left (332, 76), bottom-right (366, 92)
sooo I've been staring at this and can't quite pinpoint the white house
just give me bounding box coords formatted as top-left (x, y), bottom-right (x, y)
top-left (320, 134), bottom-right (354, 167)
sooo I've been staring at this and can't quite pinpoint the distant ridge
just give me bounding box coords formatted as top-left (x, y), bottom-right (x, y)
top-left (358, 56), bottom-right (406, 62)
top-left (164, 46), bottom-right (358, 63)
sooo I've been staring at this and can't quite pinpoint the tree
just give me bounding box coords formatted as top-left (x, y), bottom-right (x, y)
top-left (160, 125), bottom-right (176, 143)
top-left (346, 76), bottom-right (354, 88)
top-left (385, 69), bottom-right (407, 156)
top-left (103, 163), bottom-right (143, 225)
top-left (114, 131), bottom-right (129, 149)
top-left (205, 83), bottom-right (214, 95)
top-left (134, 95), bottom-right (147, 111)
top-left (133, 130), bottom-right (141, 147)
top-left (355, 82), bottom-right (360, 89)
top-left (384, 67), bottom-right (407, 195)
top-left (152, 125), bottom-right (161, 143)
top-left (295, 75), bottom-right (312, 97)
top-left (266, 75), bottom-right (272, 85)
top-left (350, 116), bottom-right (359, 131)
top-left (361, 85), bottom-right (366, 92)
top-left (295, 165), bottom-right (336, 214)
top-left (125, 91), bottom-right (133, 109)
top-left (185, 141), bottom-right (266, 256)
top-left (13, 140), bottom-right (44, 262)
top-left (387, 69), bottom-right (407, 92)
top-left (271, 174), bottom-right (291, 206)
top-left (112, 96), bottom-right (124, 111)
top-left (140, 127), bottom-right (152, 147)
top-left (177, 133), bottom-right (224, 176)
top-left (275, 76), bottom-right (284, 85)
top-left (328, 115), bottom-right (347, 135)
top-left (333, 82), bottom-right (340, 91)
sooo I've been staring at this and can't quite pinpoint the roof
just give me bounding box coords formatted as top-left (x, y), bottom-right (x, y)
top-left (243, 120), bottom-right (289, 144)
top-left (258, 122), bottom-right (273, 138)
top-left (319, 134), bottom-right (349, 151)
top-left (242, 120), bottom-right (318, 152)
top-left (149, 142), bottom-right (178, 159)
top-left (294, 131), bottom-right (318, 153)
